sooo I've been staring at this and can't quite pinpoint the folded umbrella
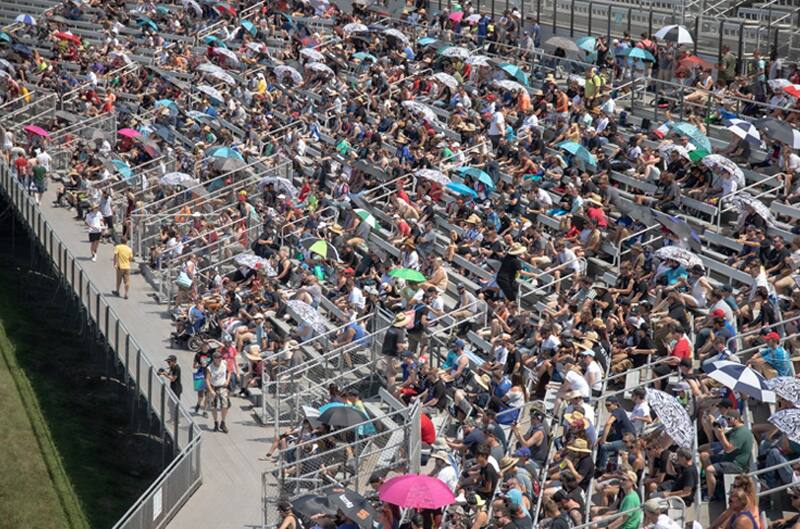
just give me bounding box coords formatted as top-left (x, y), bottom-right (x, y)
top-left (702, 360), bottom-right (775, 403)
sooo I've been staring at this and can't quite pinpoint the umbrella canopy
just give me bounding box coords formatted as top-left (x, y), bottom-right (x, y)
top-left (183, 0), bottom-right (203, 16)
top-left (197, 84), bottom-right (224, 103)
top-left (274, 65), bottom-right (303, 85)
top-left (137, 16), bottom-right (158, 31)
top-left (0, 33), bottom-right (10, 44)
top-left (117, 128), bottom-right (141, 139)
top-left (300, 48), bottom-right (325, 61)
top-left (465, 13), bottom-right (482, 24)
top-left (625, 47), bottom-right (656, 62)
top-left (492, 79), bottom-right (528, 93)
top-left (433, 72), bottom-right (460, 90)
top-left (557, 141), bottom-right (596, 167)
top-left (784, 85), bottom-right (800, 99)
top-left (654, 246), bottom-right (703, 269)
top-left (207, 69), bottom-right (236, 85)
top-left (343, 22), bottom-right (368, 33)
top-left (499, 63), bottom-right (529, 85)
top-left (379, 474), bottom-right (456, 509)
top-left (53, 31), bottom-right (81, 45)
top-left (160, 172), bottom-right (199, 187)
top-left (207, 146), bottom-right (244, 160)
top-left (111, 159), bottom-right (133, 180)
top-left (354, 208), bottom-right (380, 230)
top-left (240, 19), bottom-right (257, 36)
top-left (653, 212), bottom-right (703, 252)
top-left (15, 14), bottom-right (36, 26)
top-left (137, 137), bottom-right (162, 157)
top-left (187, 110), bottom-right (219, 125)
top-left (767, 376), bottom-right (800, 407)
top-left (319, 405), bottom-right (369, 428)
top-left (292, 495), bottom-right (337, 518)
top-left (658, 143), bottom-right (691, 160)
top-left (575, 36), bottom-right (596, 53)
top-left (203, 35), bottom-right (228, 47)
top-left (671, 121), bottom-right (712, 152)
top-left (768, 409), bottom-right (800, 444)
top-left (755, 118), bottom-right (800, 149)
top-left (414, 168), bottom-right (450, 185)
top-left (197, 63), bottom-right (226, 75)
top-left (655, 24), bottom-right (693, 44)
top-left (544, 36), bottom-right (579, 52)
top-left (352, 52), bottom-right (377, 63)
top-left (383, 28), bottom-right (410, 44)
top-left (702, 360), bottom-right (775, 402)
top-left (286, 300), bottom-right (327, 334)
top-left (326, 489), bottom-right (375, 529)
top-left (215, 3), bottom-right (237, 16)
top-left (258, 176), bottom-right (298, 197)
top-left (155, 98), bottom-right (178, 114)
top-left (417, 37), bottom-right (439, 46)
top-left (215, 157), bottom-right (247, 173)
top-left (23, 124), bottom-right (50, 138)
top-left (446, 182), bottom-right (478, 199)
top-left (702, 154), bottom-right (745, 187)
top-left (730, 193), bottom-right (776, 227)
top-left (768, 78), bottom-right (792, 91)
top-left (402, 101), bottom-right (440, 123)
top-left (678, 55), bottom-right (712, 71)
top-left (389, 268), bottom-right (427, 282)
top-left (214, 47), bottom-right (239, 64)
top-left (305, 239), bottom-right (340, 260)
top-left (456, 166), bottom-right (494, 191)
top-left (305, 61), bottom-right (334, 76)
top-left (466, 54), bottom-right (491, 66)
top-left (439, 46), bottom-right (470, 59)
top-left (726, 118), bottom-right (762, 146)
top-left (448, 11), bottom-right (464, 22)
top-left (234, 253), bottom-right (276, 275)
top-left (645, 389), bottom-right (693, 449)
top-left (567, 74), bottom-right (586, 87)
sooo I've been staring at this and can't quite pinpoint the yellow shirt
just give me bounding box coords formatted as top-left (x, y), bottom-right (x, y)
top-left (114, 244), bottom-right (133, 270)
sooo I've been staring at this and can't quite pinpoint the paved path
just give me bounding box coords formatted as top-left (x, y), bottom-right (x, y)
top-left (36, 186), bottom-right (269, 529)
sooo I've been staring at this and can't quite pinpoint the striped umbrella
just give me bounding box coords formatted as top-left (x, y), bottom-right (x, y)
top-left (726, 119), bottom-right (762, 145)
top-left (654, 24), bottom-right (693, 45)
top-left (702, 360), bottom-right (775, 402)
top-left (15, 14), bottom-right (36, 26)
top-left (354, 208), bottom-right (381, 230)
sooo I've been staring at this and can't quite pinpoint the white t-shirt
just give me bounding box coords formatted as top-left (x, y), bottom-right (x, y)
top-left (565, 369), bottom-right (591, 398)
top-left (630, 400), bottom-right (651, 435)
top-left (488, 111), bottom-right (505, 136)
top-left (85, 211), bottom-right (104, 233)
top-left (348, 286), bottom-right (365, 311)
top-left (585, 359), bottom-right (603, 392)
top-left (207, 360), bottom-right (228, 387)
top-left (100, 196), bottom-right (113, 217)
top-left (436, 465), bottom-right (459, 492)
top-left (650, 514), bottom-right (682, 529)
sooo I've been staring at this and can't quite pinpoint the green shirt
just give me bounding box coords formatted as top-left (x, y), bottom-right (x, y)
top-left (620, 490), bottom-right (642, 529)
top-left (722, 425), bottom-right (754, 471)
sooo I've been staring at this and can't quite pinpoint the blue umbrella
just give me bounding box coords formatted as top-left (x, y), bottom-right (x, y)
top-left (557, 141), bottom-right (597, 167)
top-left (156, 5), bottom-right (171, 14)
top-left (417, 37), bottom-right (438, 46)
top-left (203, 35), bottom-right (228, 48)
top-left (446, 182), bottom-right (479, 199)
top-left (352, 52), bottom-right (377, 62)
top-left (207, 146), bottom-right (244, 160)
top-left (456, 166), bottom-right (495, 191)
top-left (241, 19), bottom-right (257, 36)
top-left (671, 121), bottom-right (712, 152)
top-left (0, 33), bottom-right (11, 43)
top-left (111, 159), bottom-right (133, 181)
top-left (137, 17), bottom-right (158, 31)
top-left (155, 99), bottom-right (177, 114)
top-left (15, 14), bottom-right (36, 26)
top-left (576, 36), bottom-right (597, 52)
top-left (626, 47), bottom-right (656, 62)
top-left (499, 63), bottom-right (529, 86)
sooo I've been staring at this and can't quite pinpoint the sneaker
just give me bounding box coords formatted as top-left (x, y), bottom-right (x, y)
top-left (91, 255), bottom-right (97, 262)
top-left (112, 290), bottom-right (120, 297)
top-left (213, 422), bottom-right (219, 432)
top-left (220, 422), bottom-right (228, 433)
top-left (124, 294), bottom-right (128, 299)
top-left (194, 404), bottom-right (200, 414)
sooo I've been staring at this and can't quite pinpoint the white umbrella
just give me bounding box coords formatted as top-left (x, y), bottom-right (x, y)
top-left (383, 28), bottom-right (410, 44)
top-left (767, 376), bottom-right (800, 407)
top-left (208, 70), bottom-right (236, 85)
top-left (654, 24), bottom-right (694, 45)
top-left (305, 61), bottom-right (334, 76)
top-left (160, 172), bottom-right (199, 186)
top-left (433, 72), bottom-right (459, 90)
top-left (401, 100), bottom-right (439, 123)
top-left (343, 23), bottom-right (368, 34)
top-left (731, 193), bottom-right (776, 227)
top-left (440, 46), bottom-right (470, 59)
top-left (567, 74), bottom-right (586, 87)
top-left (414, 168), bottom-right (451, 186)
top-left (768, 79), bottom-right (792, 91)
top-left (658, 143), bottom-right (691, 160)
top-left (234, 253), bottom-right (277, 276)
top-left (645, 388), bottom-right (693, 449)
top-left (654, 246), bottom-right (703, 269)
top-left (197, 84), bottom-right (224, 102)
top-left (274, 65), bottom-right (303, 84)
top-left (183, 0), bottom-right (203, 16)
top-left (769, 409), bottom-right (800, 444)
top-left (246, 42), bottom-right (267, 53)
top-left (214, 47), bottom-right (239, 64)
top-left (197, 62), bottom-right (225, 75)
top-left (492, 79), bottom-right (527, 92)
top-left (726, 118), bottom-right (762, 145)
top-left (286, 300), bottom-right (327, 334)
top-left (300, 48), bottom-right (326, 61)
top-left (258, 176), bottom-right (298, 197)
top-left (465, 14), bottom-right (482, 24)
top-left (465, 55), bottom-right (491, 66)
top-left (702, 154), bottom-right (745, 187)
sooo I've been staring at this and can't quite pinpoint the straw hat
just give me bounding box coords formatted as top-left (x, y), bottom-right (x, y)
top-left (591, 317), bottom-right (607, 329)
top-left (585, 194), bottom-right (603, 207)
top-left (564, 410), bottom-right (590, 429)
top-left (499, 456), bottom-right (519, 474)
top-left (465, 213), bottom-right (481, 224)
top-left (508, 242), bottom-right (526, 256)
top-left (392, 312), bottom-right (410, 328)
top-left (244, 344), bottom-right (262, 363)
top-left (430, 450), bottom-right (450, 464)
top-left (329, 223), bottom-right (343, 234)
top-left (566, 438), bottom-right (591, 453)
top-left (474, 373), bottom-right (490, 390)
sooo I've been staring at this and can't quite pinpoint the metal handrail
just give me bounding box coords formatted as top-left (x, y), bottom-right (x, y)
top-left (715, 175), bottom-right (781, 228)
top-left (726, 313), bottom-right (800, 349)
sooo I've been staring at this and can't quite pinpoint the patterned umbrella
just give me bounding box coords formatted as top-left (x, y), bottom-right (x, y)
top-left (726, 119), bottom-right (762, 146)
top-left (414, 168), bottom-right (451, 186)
top-left (258, 176), bottom-right (298, 197)
top-left (433, 72), bottom-right (460, 90)
top-left (383, 28), bottom-right (410, 44)
top-left (160, 172), bottom-right (199, 187)
top-left (287, 300), bottom-right (327, 334)
top-left (493, 79), bottom-right (528, 93)
top-left (402, 101), bottom-right (440, 123)
top-left (274, 65), bottom-right (303, 84)
top-left (197, 85), bottom-right (224, 102)
top-left (768, 408), bottom-right (800, 444)
top-left (343, 23), bottom-right (368, 33)
top-left (702, 154), bottom-right (745, 187)
top-left (300, 48), bottom-right (325, 61)
top-left (658, 143), bottom-right (691, 160)
top-left (214, 47), bottom-right (239, 64)
top-left (325, 488), bottom-right (375, 529)
top-left (234, 253), bottom-right (277, 276)
top-left (646, 388), bottom-right (693, 448)
top-left (354, 208), bottom-right (380, 230)
top-left (767, 377), bottom-right (800, 407)
top-left (305, 62), bottom-right (334, 76)
top-left (207, 70), bottom-right (236, 85)
top-left (702, 360), bottom-right (776, 402)
top-left (466, 55), bottom-right (491, 66)
top-left (439, 46), bottom-right (470, 59)
top-left (731, 193), bottom-right (776, 227)
top-left (654, 246), bottom-right (703, 269)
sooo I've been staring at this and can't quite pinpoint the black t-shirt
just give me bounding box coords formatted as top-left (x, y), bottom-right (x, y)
top-left (498, 254), bottom-right (521, 284)
top-left (609, 408), bottom-right (636, 440)
top-left (427, 379), bottom-right (448, 411)
top-left (477, 463), bottom-right (499, 501)
top-left (574, 454), bottom-right (595, 490)
top-left (169, 364), bottom-right (182, 396)
top-left (550, 513), bottom-right (572, 529)
top-left (671, 463), bottom-right (698, 505)
top-left (381, 326), bottom-right (406, 356)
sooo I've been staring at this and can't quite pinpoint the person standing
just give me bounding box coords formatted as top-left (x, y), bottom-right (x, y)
top-left (206, 352), bottom-right (231, 433)
top-left (160, 355), bottom-right (182, 399)
top-left (99, 189), bottom-right (115, 241)
top-left (496, 243), bottom-right (534, 302)
top-left (85, 203), bottom-right (104, 262)
top-left (112, 235), bottom-right (133, 298)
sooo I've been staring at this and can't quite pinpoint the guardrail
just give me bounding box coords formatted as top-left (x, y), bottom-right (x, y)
top-left (0, 159), bottom-right (202, 529)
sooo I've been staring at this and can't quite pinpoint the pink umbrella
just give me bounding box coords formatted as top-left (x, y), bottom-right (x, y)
top-left (448, 11), bottom-right (464, 23)
top-left (378, 474), bottom-right (455, 509)
top-left (117, 128), bottom-right (141, 139)
top-left (23, 124), bottom-right (50, 138)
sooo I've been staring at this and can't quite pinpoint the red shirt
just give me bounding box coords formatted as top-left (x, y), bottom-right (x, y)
top-left (587, 205), bottom-right (608, 228)
top-left (671, 335), bottom-right (692, 360)
top-left (420, 413), bottom-right (435, 445)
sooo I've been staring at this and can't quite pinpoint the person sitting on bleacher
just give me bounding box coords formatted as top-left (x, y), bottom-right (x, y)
top-left (748, 331), bottom-right (792, 378)
top-left (699, 410), bottom-right (755, 501)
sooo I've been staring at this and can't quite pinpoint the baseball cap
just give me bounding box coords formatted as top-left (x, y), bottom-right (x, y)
top-left (166, 355), bottom-right (177, 362)
top-left (515, 447), bottom-right (531, 458)
top-left (710, 308), bottom-right (726, 319)
top-left (765, 331), bottom-right (781, 342)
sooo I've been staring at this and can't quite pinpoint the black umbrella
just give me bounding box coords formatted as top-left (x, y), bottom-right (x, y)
top-left (619, 202), bottom-right (655, 226)
top-left (318, 405), bottom-right (368, 429)
top-left (755, 118), bottom-right (800, 149)
top-left (292, 494), bottom-right (337, 518)
top-left (215, 156), bottom-right (247, 173)
top-left (326, 488), bottom-right (376, 528)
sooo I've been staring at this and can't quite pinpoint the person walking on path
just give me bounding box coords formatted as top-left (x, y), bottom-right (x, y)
top-left (85, 203), bottom-right (104, 262)
top-left (206, 351), bottom-right (231, 433)
top-left (112, 235), bottom-right (133, 299)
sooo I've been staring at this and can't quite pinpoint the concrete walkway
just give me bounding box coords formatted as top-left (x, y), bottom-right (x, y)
top-left (36, 186), bottom-right (269, 529)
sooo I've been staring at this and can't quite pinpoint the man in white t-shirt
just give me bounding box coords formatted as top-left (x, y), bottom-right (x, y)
top-left (580, 348), bottom-right (604, 396)
top-left (488, 108), bottom-right (506, 149)
top-left (630, 388), bottom-right (652, 435)
top-left (431, 450), bottom-right (459, 492)
top-left (205, 352), bottom-right (231, 433)
top-left (643, 499), bottom-right (681, 529)
top-left (84, 203), bottom-right (105, 262)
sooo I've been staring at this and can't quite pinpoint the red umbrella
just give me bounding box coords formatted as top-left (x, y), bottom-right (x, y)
top-left (53, 31), bottom-right (81, 45)
top-left (784, 85), bottom-right (800, 99)
top-left (215, 3), bottom-right (236, 16)
top-left (117, 128), bottom-right (140, 139)
top-left (448, 11), bottom-right (464, 23)
top-left (678, 55), bottom-right (712, 71)
top-left (23, 124), bottom-right (50, 138)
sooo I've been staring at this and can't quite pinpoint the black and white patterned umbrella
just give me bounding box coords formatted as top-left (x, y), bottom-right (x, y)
top-left (768, 408), bottom-right (800, 444)
top-left (731, 193), bottom-right (776, 227)
top-left (646, 388), bottom-right (693, 448)
top-left (234, 253), bottom-right (276, 276)
top-left (767, 376), bottom-right (800, 407)
top-left (654, 246), bottom-right (703, 269)
top-left (287, 300), bottom-right (327, 334)
top-left (726, 119), bottom-right (762, 146)
top-left (654, 24), bottom-right (694, 45)
top-left (703, 360), bottom-right (776, 402)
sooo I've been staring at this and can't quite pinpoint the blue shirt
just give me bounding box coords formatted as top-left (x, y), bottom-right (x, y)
top-left (662, 265), bottom-right (688, 285)
top-left (760, 345), bottom-right (791, 376)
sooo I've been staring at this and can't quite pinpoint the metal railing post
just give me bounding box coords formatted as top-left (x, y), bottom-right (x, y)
top-left (587, 1), bottom-right (593, 37)
top-left (570, 0), bottom-right (575, 36)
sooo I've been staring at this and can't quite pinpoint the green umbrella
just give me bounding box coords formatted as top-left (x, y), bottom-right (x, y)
top-left (306, 239), bottom-right (340, 260)
top-left (688, 148), bottom-right (710, 162)
top-left (354, 208), bottom-right (380, 230)
top-left (389, 268), bottom-right (427, 282)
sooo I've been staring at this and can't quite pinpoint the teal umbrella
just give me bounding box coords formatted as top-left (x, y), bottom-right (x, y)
top-left (446, 182), bottom-right (479, 199)
top-left (557, 141), bottom-right (597, 167)
top-left (207, 146), bottom-right (244, 160)
top-left (671, 122), bottom-right (712, 152)
top-left (203, 35), bottom-right (228, 48)
top-left (499, 63), bottom-right (529, 86)
top-left (417, 37), bottom-right (438, 46)
top-left (241, 19), bottom-right (257, 36)
top-left (155, 98), bottom-right (177, 113)
top-left (137, 17), bottom-right (158, 31)
top-left (456, 166), bottom-right (495, 191)
top-left (111, 159), bottom-right (133, 181)
top-left (625, 47), bottom-right (656, 62)
top-left (156, 5), bottom-right (171, 14)
top-left (352, 52), bottom-right (377, 63)
top-left (0, 33), bottom-right (11, 43)
top-left (576, 36), bottom-right (597, 52)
